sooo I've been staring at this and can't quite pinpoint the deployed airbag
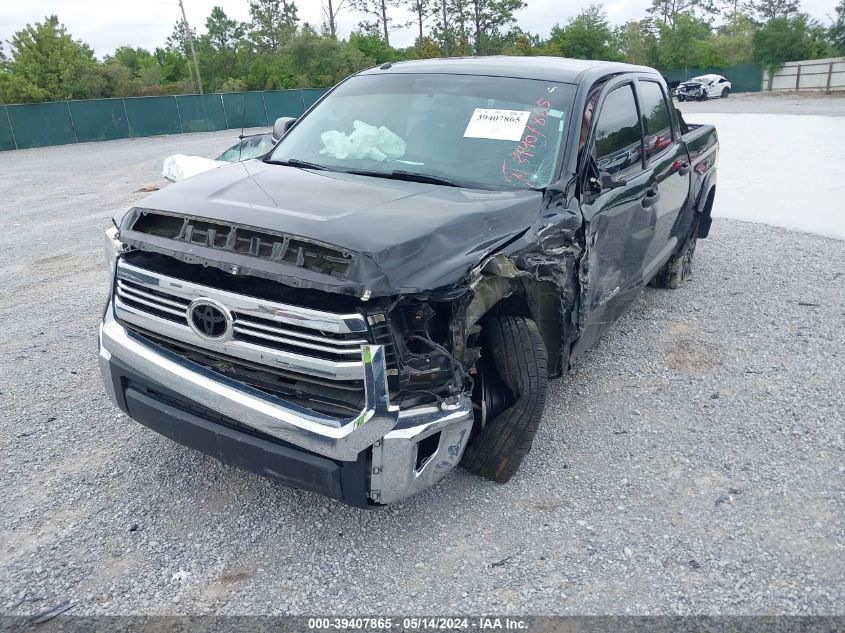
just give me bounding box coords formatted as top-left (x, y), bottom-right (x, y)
top-left (320, 120), bottom-right (406, 162)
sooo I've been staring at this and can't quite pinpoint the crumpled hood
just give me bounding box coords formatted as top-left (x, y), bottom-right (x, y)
top-left (131, 160), bottom-right (543, 295)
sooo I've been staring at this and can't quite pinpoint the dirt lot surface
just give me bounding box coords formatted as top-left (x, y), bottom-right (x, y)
top-left (0, 120), bottom-right (843, 616)
top-left (677, 90), bottom-right (845, 116)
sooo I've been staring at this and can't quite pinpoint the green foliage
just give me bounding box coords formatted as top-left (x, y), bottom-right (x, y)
top-left (249, 0), bottom-right (300, 52)
top-left (284, 25), bottom-right (372, 87)
top-left (473, 0), bottom-right (527, 55)
top-left (754, 15), bottom-right (813, 72)
top-left (712, 12), bottom-right (756, 65)
top-left (0, 15), bottom-right (96, 103)
top-left (108, 47), bottom-right (157, 78)
top-left (404, 0), bottom-right (435, 42)
top-left (348, 31), bottom-right (396, 63)
top-left (353, 0), bottom-right (403, 44)
top-left (218, 77), bottom-right (247, 92)
top-left (749, 0), bottom-right (800, 21)
top-left (648, 0), bottom-right (716, 28)
top-left (197, 7), bottom-right (245, 92)
top-left (657, 13), bottom-right (721, 69)
top-left (615, 20), bottom-right (660, 66)
top-left (831, 0), bottom-right (845, 53)
top-left (0, 0), bottom-right (838, 106)
top-left (549, 5), bottom-right (622, 60)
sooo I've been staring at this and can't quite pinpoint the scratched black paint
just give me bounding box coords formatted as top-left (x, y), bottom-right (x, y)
top-left (116, 57), bottom-right (718, 379)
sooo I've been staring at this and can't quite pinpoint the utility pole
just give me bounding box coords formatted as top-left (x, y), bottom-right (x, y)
top-left (442, 0), bottom-right (449, 56)
top-left (178, 0), bottom-right (203, 94)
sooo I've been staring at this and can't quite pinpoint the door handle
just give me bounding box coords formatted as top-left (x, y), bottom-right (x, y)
top-left (678, 161), bottom-right (691, 176)
top-left (642, 188), bottom-right (660, 208)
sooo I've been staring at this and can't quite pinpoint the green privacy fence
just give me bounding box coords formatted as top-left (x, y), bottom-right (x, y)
top-left (0, 87), bottom-right (330, 152)
top-left (662, 63), bottom-right (763, 94)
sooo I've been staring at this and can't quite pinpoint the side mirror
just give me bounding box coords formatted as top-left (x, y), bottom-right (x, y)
top-left (600, 172), bottom-right (627, 190)
top-left (272, 117), bottom-right (297, 142)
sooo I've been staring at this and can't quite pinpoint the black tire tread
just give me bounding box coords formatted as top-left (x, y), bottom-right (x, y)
top-left (651, 218), bottom-right (700, 289)
top-left (461, 316), bottom-right (548, 483)
top-left (651, 252), bottom-right (685, 288)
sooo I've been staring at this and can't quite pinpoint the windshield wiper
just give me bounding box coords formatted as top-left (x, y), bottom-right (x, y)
top-left (345, 169), bottom-right (461, 187)
top-left (266, 158), bottom-right (337, 171)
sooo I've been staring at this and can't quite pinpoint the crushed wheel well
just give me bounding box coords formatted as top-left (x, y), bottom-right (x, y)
top-left (698, 186), bottom-right (716, 238)
top-left (487, 281), bottom-right (565, 377)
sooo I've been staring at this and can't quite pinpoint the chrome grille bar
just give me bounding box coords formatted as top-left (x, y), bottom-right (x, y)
top-left (114, 259), bottom-right (368, 381)
top-left (116, 282), bottom-right (188, 319)
top-left (233, 324), bottom-right (366, 356)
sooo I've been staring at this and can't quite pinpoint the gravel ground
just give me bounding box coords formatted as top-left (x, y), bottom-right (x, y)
top-left (676, 90), bottom-right (845, 116)
top-left (0, 126), bottom-right (843, 616)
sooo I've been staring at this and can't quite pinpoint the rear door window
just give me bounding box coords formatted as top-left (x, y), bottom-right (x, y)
top-left (638, 81), bottom-right (673, 160)
top-left (593, 84), bottom-right (643, 177)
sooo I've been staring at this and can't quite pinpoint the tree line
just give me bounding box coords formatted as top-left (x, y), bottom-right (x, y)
top-left (1, 0), bottom-right (844, 104)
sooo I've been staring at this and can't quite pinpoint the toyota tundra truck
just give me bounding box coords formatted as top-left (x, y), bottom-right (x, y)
top-left (99, 57), bottom-right (718, 506)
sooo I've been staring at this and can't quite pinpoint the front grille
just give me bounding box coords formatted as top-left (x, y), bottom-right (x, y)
top-left (126, 328), bottom-right (366, 417)
top-left (116, 278), bottom-right (368, 363)
top-left (113, 259), bottom-right (370, 383)
top-left (129, 211), bottom-right (353, 277)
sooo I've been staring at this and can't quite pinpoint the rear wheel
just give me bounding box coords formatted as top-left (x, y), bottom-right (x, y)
top-left (651, 219), bottom-right (699, 289)
top-left (721, 87), bottom-right (730, 98)
top-left (461, 316), bottom-right (548, 483)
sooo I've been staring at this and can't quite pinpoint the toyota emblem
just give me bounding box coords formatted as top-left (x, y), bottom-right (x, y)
top-left (187, 298), bottom-right (233, 341)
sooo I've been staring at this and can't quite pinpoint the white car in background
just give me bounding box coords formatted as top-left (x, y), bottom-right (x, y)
top-left (676, 74), bottom-right (732, 101)
top-left (162, 132), bottom-right (275, 182)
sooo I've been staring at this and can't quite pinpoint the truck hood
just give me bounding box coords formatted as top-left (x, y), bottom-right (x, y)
top-left (131, 160), bottom-right (543, 296)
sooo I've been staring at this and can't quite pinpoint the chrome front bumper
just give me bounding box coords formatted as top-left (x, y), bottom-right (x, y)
top-left (98, 305), bottom-right (474, 504)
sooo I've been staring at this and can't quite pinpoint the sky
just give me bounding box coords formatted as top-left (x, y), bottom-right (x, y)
top-left (0, 0), bottom-right (840, 59)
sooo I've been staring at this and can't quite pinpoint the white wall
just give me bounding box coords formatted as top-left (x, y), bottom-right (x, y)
top-left (762, 57), bottom-right (845, 92)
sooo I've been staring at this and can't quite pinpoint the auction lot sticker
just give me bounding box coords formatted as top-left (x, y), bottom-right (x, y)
top-left (464, 108), bottom-right (531, 141)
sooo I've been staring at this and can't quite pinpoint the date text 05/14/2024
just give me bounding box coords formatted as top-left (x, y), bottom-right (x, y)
top-left (307, 617), bottom-right (529, 630)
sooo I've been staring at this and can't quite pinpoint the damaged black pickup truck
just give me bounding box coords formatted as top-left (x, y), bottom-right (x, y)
top-left (99, 57), bottom-right (718, 506)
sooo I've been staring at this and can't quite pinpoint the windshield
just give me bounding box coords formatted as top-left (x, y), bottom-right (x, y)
top-left (216, 133), bottom-right (274, 162)
top-left (269, 73), bottom-right (576, 190)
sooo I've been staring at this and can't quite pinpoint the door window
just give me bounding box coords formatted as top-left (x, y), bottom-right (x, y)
top-left (638, 81), bottom-right (673, 160)
top-left (592, 84), bottom-right (643, 177)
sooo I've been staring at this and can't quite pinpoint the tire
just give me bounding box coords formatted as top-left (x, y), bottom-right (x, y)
top-left (651, 219), bottom-right (699, 289)
top-left (461, 316), bottom-right (548, 483)
top-left (721, 87), bottom-right (730, 98)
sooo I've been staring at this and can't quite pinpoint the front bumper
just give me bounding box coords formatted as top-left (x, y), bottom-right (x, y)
top-left (98, 304), bottom-right (474, 505)
top-left (677, 87), bottom-right (704, 100)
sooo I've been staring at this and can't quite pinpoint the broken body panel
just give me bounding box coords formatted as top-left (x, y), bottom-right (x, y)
top-left (100, 57), bottom-right (718, 504)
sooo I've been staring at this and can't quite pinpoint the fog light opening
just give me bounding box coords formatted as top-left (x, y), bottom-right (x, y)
top-left (415, 432), bottom-right (441, 471)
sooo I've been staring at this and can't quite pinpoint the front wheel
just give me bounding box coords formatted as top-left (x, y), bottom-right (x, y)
top-left (461, 316), bottom-right (548, 483)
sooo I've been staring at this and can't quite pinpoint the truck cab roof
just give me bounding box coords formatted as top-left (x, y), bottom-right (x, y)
top-left (357, 56), bottom-right (661, 86)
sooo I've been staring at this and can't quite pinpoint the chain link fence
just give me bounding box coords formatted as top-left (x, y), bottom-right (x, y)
top-left (0, 66), bottom-right (765, 153)
top-left (0, 88), bottom-right (329, 151)
top-left (661, 63), bottom-right (763, 94)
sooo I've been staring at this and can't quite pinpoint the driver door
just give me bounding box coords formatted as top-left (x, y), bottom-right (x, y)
top-left (573, 78), bottom-right (655, 356)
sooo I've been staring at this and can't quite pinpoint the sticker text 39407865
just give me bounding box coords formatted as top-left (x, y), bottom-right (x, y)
top-left (502, 98), bottom-right (552, 186)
